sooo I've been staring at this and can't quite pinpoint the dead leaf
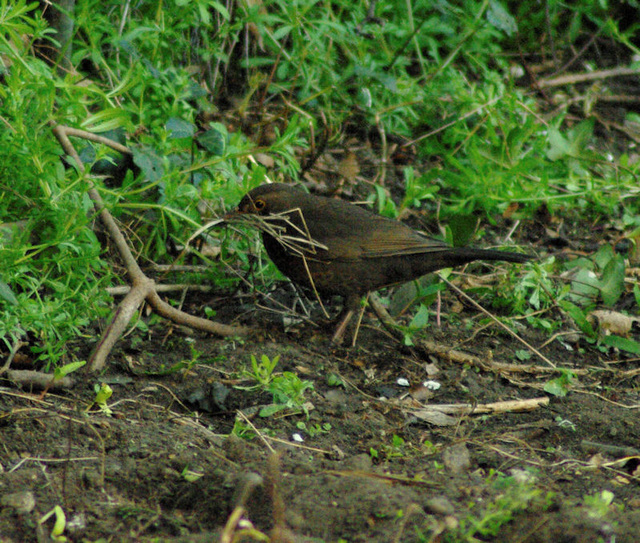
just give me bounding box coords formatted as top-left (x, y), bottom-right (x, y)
top-left (338, 152), bottom-right (360, 182)
top-left (502, 202), bottom-right (519, 219)
top-left (587, 310), bottom-right (636, 337)
top-left (443, 443), bottom-right (471, 474)
top-left (410, 408), bottom-right (458, 426)
top-left (254, 153), bottom-right (274, 168)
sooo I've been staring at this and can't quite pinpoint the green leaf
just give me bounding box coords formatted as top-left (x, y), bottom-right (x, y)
top-left (259, 404), bottom-right (287, 417)
top-left (568, 118), bottom-right (595, 153)
top-left (594, 244), bottom-right (615, 270)
top-left (81, 108), bottom-right (133, 133)
top-left (94, 382), bottom-right (113, 405)
top-left (54, 360), bottom-right (86, 380)
top-left (133, 147), bottom-right (164, 182)
top-left (569, 268), bottom-right (600, 306)
top-left (409, 304), bottom-right (430, 330)
top-left (209, 0), bottom-right (230, 21)
top-left (559, 300), bottom-right (595, 338)
top-left (166, 117), bottom-right (195, 139)
top-left (487, 0), bottom-right (517, 36)
top-left (0, 281), bottom-right (18, 305)
top-left (602, 335), bottom-right (640, 355)
top-left (198, 125), bottom-right (226, 155)
top-left (599, 254), bottom-right (625, 306)
top-left (547, 129), bottom-right (570, 161)
top-left (544, 380), bottom-right (568, 397)
top-left (544, 370), bottom-right (577, 397)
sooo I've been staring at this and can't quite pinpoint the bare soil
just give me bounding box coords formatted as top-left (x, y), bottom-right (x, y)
top-left (2, 127), bottom-right (639, 542)
top-left (2, 270), bottom-right (640, 542)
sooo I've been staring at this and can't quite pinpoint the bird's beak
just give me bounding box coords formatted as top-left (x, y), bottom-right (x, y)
top-left (222, 208), bottom-right (243, 222)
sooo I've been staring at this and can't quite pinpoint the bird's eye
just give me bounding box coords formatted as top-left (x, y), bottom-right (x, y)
top-left (254, 199), bottom-right (266, 211)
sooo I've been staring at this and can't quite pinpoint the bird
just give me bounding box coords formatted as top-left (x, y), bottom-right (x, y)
top-left (231, 183), bottom-right (531, 343)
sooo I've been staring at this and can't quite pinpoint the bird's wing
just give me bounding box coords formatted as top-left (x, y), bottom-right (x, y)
top-left (323, 214), bottom-right (451, 260)
top-left (360, 234), bottom-right (451, 258)
top-left (358, 224), bottom-right (451, 258)
top-left (293, 197), bottom-right (452, 260)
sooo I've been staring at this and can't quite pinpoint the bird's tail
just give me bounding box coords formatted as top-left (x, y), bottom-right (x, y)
top-left (448, 248), bottom-right (532, 266)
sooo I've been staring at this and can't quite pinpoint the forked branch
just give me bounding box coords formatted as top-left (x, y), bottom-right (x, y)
top-left (51, 123), bottom-right (249, 372)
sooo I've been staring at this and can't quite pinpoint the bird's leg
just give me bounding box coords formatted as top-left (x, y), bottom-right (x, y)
top-left (350, 293), bottom-right (370, 347)
top-left (331, 294), bottom-right (361, 344)
top-left (368, 294), bottom-right (403, 338)
top-left (331, 308), bottom-right (354, 344)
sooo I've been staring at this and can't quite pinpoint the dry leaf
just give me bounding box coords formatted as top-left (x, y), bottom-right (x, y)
top-left (502, 202), bottom-right (519, 219)
top-left (338, 152), bottom-right (360, 182)
top-left (254, 153), bottom-right (275, 168)
top-left (587, 310), bottom-right (636, 336)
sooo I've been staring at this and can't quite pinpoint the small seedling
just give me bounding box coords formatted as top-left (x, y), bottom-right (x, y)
top-left (235, 354), bottom-right (314, 417)
top-left (231, 420), bottom-right (256, 440)
top-left (444, 470), bottom-right (550, 541)
top-left (296, 421), bottom-right (331, 437)
top-left (584, 490), bottom-right (617, 519)
top-left (238, 354), bottom-right (281, 389)
top-left (88, 383), bottom-right (113, 415)
top-left (260, 371), bottom-right (314, 417)
top-left (39, 505), bottom-right (67, 542)
top-left (544, 369), bottom-right (577, 397)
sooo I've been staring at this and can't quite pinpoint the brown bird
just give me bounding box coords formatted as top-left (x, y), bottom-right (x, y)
top-left (232, 183), bottom-right (530, 342)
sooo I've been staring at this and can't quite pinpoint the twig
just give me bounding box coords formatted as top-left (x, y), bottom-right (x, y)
top-left (412, 397), bottom-right (549, 416)
top-left (236, 410), bottom-right (275, 453)
top-left (5, 370), bottom-right (75, 390)
top-left (51, 124), bottom-right (249, 372)
top-left (106, 283), bottom-right (216, 296)
top-left (0, 338), bottom-right (26, 375)
top-left (538, 66), bottom-right (640, 89)
top-left (440, 275), bottom-right (556, 368)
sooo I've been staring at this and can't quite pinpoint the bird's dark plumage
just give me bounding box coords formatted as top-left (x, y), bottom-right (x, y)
top-left (234, 183), bottom-right (530, 341)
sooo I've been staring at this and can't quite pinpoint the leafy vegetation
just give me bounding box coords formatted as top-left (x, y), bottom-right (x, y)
top-left (236, 353), bottom-right (314, 417)
top-left (2, 1), bottom-right (640, 541)
top-left (1, 2), bottom-right (639, 370)
top-left (437, 470), bottom-right (553, 542)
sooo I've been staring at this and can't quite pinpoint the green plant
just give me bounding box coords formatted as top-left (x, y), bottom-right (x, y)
top-left (555, 416), bottom-right (577, 432)
top-left (382, 434), bottom-right (408, 459)
top-left (566, 245), bottom-right (626, 308)
top-left (153, 345), bottom-right (208, 376)
top-left (238, 354), bottom-right (281, 389)
top-left (261, 371), bottom-right (315, 417)
top-left (38, 505), bottom-right (67, 542)
top-left (326, 373), bottom-right (345, 387)
top-left (90, 383), bottom-right (113, 415)
top-left (296, 421), bottom-right (331, 437)
top-left (544, 369), bottom-right (578, 397)
top-left (370, 435), bottom-right (411, 461)
top-left (231, 419), bottom-right (256, 441)
top-left (443, 470), bottom-right (552, 542)
top-left (235, 354), bottom-right (314, 417)
top-left (583, 490), bottom-right (619, 519)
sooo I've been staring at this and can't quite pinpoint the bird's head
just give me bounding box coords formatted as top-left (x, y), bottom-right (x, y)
top-left (234, 183), bottom-right (304, 216)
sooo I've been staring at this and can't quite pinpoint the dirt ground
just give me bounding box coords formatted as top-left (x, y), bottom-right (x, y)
top-left (2, 136), bottom-right (640, 542)
top-left (2, 259), bottom-right (640, 543)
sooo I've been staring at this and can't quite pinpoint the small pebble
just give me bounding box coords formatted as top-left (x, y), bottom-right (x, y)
top-left (425, 496), bottom-right (455, 515)
top-left (1, 491), bottom-right (35, 514)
